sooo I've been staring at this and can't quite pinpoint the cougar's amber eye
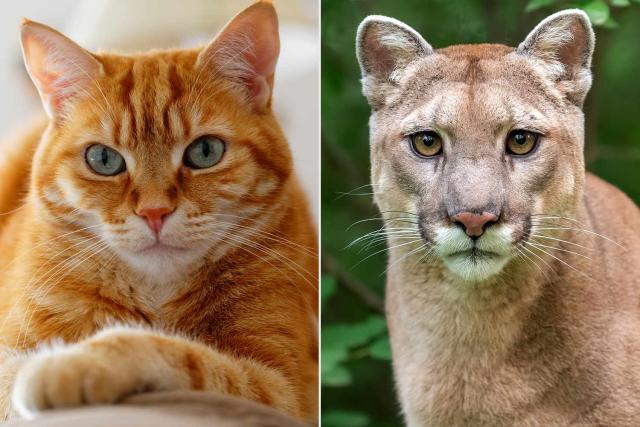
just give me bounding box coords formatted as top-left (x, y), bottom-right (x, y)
top-left (506, 130), bottom-right (539, 156)
top-left (410, 131), bottom-right (442, 158)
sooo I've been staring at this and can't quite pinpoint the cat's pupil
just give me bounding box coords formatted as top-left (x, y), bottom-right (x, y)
top-left (515, 134), bottom-right (526, 145)
top-left (202, 142), bottom-right (211, 157)
top-left (424, 137), bottom-right (434, 147)
top-left (101, 148), bottom-right (108, 165)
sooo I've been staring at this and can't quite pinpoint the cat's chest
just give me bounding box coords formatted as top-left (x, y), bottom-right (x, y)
top-left (31, 265), bottom-right (182, 331)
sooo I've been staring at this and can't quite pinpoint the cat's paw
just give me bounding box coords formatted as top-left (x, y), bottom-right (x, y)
top-left (11, 331), bottom-right (182, 419)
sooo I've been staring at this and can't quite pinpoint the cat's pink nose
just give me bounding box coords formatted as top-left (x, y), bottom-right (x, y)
top-left (450, 212), bottom-right (498, 237)
top-left (136, 206), bottom-right (173, 235)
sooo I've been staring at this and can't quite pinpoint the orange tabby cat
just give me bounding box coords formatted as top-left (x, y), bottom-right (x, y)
top-left (0, 1), bottom-right (317, 421)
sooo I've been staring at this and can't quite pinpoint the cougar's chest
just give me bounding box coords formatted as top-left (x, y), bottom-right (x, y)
top-left (386, 274), bottom-right (553, 426)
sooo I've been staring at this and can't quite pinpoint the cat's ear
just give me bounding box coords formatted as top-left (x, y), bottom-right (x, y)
top-left (197, 2), bottom-right (279, 112)
top-left (20, 19), bottom-right (103, 119)
top-left (517, 9), bottom-right (595, 106)
top-left (356, 16), bottom-right (432, 109)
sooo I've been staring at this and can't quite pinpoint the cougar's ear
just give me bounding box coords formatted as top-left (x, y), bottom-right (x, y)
top-left (517, 9), bottom-right (595, 106)
top-left (197, 1), bottom-right (279, 112)
top-left (21, 19), bottom-right (103, 119)
top-left (356, 16), bottom-right (432, 109)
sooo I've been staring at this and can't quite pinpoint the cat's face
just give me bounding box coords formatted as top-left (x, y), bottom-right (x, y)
top-left (357, 11), bottom-right (594, 282)
top-left (22, 3), bottom-right (289, 280)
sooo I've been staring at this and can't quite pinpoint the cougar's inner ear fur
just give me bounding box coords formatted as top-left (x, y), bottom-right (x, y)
top-left (517, 9), bottom-right (595, 106)
top-left (356, 16), bottom-right (432, 109)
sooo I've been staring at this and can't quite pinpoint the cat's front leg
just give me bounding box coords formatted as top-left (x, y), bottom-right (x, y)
top-left (11, 326), bottom-right (298, 419)
top-left (0, 347), bottom-right (28, 420)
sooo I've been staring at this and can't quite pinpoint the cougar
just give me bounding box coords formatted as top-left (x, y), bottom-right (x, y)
top-left (356, 9), bottom-right (640, 427)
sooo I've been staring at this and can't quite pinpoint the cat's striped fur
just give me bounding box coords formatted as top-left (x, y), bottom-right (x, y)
top-left (0, 2), bottom-right (317, 421)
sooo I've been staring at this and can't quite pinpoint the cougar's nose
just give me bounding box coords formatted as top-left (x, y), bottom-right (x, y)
top-left (450, 211), bottom-right (498, 238)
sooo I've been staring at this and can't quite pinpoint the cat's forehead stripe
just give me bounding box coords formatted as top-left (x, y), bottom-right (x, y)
top-left (108, 57), bottom-right (192, 148)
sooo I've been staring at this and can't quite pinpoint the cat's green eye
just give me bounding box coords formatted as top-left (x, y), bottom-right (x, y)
top-left (410, 131), bottom-right (443, 158)
top-left (183, 135), bottom-right (226, 169)
top-left (85, 144), bottom-right (126, 176)
top-left (506, 130), bottom-right (539, 156)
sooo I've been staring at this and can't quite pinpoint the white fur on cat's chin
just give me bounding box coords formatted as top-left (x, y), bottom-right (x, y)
top-left (434, 225), bottom-right (514, 282)
top-left (102, 209), bottom-right (216, 285)
top-left (118, 245), bottom-right (208, 285)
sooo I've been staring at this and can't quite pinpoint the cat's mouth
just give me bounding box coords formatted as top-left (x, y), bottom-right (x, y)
top-left (118, 238), bottom-right (208, 282)
top-left (139, 241), bottom-right (188, 254)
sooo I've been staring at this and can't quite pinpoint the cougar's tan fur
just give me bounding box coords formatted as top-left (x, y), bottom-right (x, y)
top-left (357, 10), bottom-right (640, 427)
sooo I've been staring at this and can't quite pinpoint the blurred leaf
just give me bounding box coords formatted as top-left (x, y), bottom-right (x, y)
top-left (581, 0), bottom-right (610, 25)
top-left (322, 365), bottom-right (353, 387)
top-left (369, 335), bottom-right (392, 360)
top-left (321, 346), bottom-right (349, 375)
top-left (525, 0), bottom-right (554, 12)
top-left (323, 410), bottom-right (370, 427)
top-left (322, 316), bottom-right (387, 351)
top-left (611, 0), bottom-right (630, 6)
top-left (601, 16), bottom-right (620, 28)
top-left (321, 275), bottom-right (337, 309)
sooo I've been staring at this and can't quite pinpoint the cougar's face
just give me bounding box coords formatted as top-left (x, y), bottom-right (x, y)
top-left (370, 46), bottom-right (586, 282)
top-left (357, 12), bottom-right (594, 282)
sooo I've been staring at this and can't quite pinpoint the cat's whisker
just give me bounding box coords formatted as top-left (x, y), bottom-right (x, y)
top-left (211, 234), bottom-right (317, 312)
top-left (1, 223), bottom-right (103, 274)
top-left (0, 204), bottom-right (28, 217)
top-left (18, 238), bottom-right (107, 307)
top-left (14, 239), bottom-right (110, 349)
top-left (209, 230), bottom-right (317, 291)
top-left (0, 233), bottom-right (106, 334)
top-left (208, 224), bottom-right (318, 258)
top-left (200, 213), bottom-right (318, 257)
top-left (18, 241), bottom-right (112, 348)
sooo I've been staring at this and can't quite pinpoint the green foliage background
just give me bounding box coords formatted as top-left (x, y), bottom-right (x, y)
top-left (321, 0), bottom-right (640, 425)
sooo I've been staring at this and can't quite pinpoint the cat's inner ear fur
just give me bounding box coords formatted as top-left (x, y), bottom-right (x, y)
top-left (356, 16), bottom-right (432, 109)
top-left (20, 19), bottom-right (103, 119)
top-left (517, 9), bottom-right (595, 106)
top-left (197, 2), bottom-right (280, 112)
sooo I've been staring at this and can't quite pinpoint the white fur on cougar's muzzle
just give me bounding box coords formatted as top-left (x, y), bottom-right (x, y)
top-left (433, 224), bottom-right (514, 282)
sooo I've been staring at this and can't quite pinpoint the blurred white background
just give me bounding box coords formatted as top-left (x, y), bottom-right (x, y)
top-left (0, 0), bottom-right (319, 216)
